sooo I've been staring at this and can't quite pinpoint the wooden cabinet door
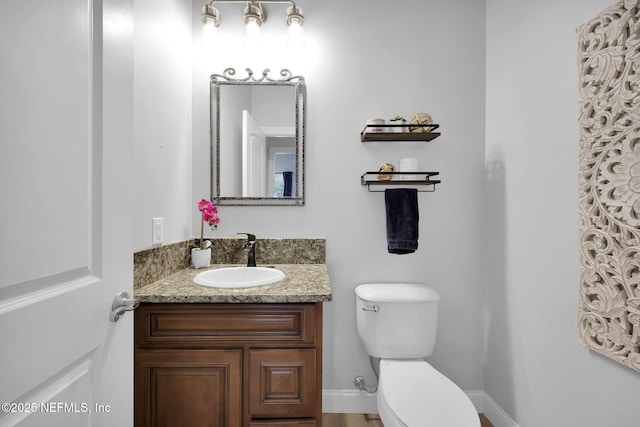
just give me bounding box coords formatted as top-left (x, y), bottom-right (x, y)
top-left (249, 349), bottom-right (316, 418)
top-left (135, 349), bottom-right (242, 427)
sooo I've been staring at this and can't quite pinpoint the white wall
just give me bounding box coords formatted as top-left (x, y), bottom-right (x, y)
top-left (192, 0), bottom-right (487, 393)
top-left (485, 0), bottom-right (640, 425)
top-left (133, 0), bottom-right (193, 249)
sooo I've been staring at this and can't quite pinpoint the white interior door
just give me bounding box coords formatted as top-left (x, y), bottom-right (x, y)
top-left (0, 0), bottom-right (134, 426)
top-left (242, 110), bottom-right (266, 197)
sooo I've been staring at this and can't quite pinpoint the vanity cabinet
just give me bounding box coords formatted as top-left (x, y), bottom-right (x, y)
top-left (134, 303), bottom-right (322, 427)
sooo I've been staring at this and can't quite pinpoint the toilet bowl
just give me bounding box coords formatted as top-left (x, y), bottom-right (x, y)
top-left (377, 359), bottom-right (479, 426)
top-left (355, 283), bottom-right (480, 427)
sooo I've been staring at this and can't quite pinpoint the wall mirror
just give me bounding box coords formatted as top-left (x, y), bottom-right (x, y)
top-left (210, 68), bottom-right (305, 206)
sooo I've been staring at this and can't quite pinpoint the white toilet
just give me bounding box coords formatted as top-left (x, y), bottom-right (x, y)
top-left (355, 283), bottom-right (480, 427)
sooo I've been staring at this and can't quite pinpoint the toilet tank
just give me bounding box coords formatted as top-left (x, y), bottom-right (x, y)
top-left (355, 283), bottom-right (440, 359)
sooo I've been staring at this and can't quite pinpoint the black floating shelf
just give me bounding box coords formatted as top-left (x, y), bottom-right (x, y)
top-left (361, 171), bottom-right (441, 192)
top-left (361, 123), bottom-right (441, 142)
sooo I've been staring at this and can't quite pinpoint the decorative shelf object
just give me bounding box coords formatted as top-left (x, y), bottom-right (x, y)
top-left (361, 123), bottom-right (441, 142)
top-left (360, 171), bottom-right (441, 192)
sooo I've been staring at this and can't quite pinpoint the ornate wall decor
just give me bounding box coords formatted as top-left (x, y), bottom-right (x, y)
top-left (578, 0), bottom-right (640, 372)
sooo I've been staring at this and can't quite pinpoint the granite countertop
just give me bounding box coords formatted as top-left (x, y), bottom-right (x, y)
top-left (135, 264), bottom-right (332, 303)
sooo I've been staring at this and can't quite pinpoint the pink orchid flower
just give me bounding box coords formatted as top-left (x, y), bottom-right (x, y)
top-left (197, 199), bottom-right (220, 250)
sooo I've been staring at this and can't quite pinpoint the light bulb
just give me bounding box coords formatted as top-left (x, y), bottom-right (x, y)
top-left (287, 18), bottom-right (304, 48)
top-left (245, 17), bottom-right (261, 49)
top-left (286, 5), bottom-right (304, 49)
top-left (200, 5), bottom-right (220, 47)
top-left (202, 19), bottom-right (218, 46)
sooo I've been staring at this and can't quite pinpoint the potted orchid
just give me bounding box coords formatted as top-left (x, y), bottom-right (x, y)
top-left (191, 199), bottom-right (220, 268)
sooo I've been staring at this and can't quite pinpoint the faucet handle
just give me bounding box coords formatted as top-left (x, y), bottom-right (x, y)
top-left (237, 232), bottom-right (256, 242)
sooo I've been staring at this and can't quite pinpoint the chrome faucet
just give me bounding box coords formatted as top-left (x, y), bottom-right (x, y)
top-left (238, 233), bottom-right (257, 267)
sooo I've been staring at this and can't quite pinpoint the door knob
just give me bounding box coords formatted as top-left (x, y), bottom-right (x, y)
top-left (110, 291), bottom-right (139, 322)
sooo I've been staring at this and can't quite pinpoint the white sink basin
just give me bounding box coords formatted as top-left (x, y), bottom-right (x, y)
top-left (193, 267), bottom-right (285, 289)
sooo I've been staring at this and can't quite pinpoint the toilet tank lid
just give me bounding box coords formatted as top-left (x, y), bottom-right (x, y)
top-left (355, 283), bottom-right (440, 302)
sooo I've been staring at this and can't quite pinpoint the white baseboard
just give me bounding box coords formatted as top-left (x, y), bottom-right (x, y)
top-left (322, 389), bottom-right (378, 414)
top-left (465, 390), bottom-right (487, 413)
top-left (322, 389), bottom-right (519, 427)
top-left (482, 392), bottom-right (519, 427)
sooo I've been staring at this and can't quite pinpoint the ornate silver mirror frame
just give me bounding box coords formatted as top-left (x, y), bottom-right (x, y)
top-left (210, 68), bottom-right (306, 206)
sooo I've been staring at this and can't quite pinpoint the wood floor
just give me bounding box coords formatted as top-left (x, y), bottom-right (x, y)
top-left (322, 413), bottom-right (494, 426)
top-left (322, 413), bottom-right (383, 427)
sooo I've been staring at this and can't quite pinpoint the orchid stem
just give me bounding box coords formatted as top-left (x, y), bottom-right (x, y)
top-left (200, 218), bottom-right (205, 250)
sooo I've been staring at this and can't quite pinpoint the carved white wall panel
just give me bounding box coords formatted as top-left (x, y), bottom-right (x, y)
top-left (578, 0), bottom-right (640, 372)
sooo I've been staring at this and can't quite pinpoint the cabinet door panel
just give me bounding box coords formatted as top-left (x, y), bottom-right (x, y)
top-left (136, 349), bottom-right (241, 427)
top-left (249, 349), bottom-right (316, 418)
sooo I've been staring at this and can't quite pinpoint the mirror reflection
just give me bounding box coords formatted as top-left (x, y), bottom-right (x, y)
top-left (211, 69), bottom-right (305, 206)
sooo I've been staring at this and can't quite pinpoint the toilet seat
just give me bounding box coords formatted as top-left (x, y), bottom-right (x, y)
top-left (378, 359), bottom-right (480, 427)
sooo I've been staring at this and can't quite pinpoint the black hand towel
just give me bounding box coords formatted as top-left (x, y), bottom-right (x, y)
top-left (385, 188), bottom-right (419, 254)
top-left (282, 171), bottom-right (293, 197)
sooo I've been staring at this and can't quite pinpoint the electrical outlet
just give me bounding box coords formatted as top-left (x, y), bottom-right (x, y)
top-left (152, 218), bottom-right (163, 245)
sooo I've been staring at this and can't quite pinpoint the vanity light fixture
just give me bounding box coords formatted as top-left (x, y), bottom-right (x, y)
top-left (201, 0), bottom-right (305, 48)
